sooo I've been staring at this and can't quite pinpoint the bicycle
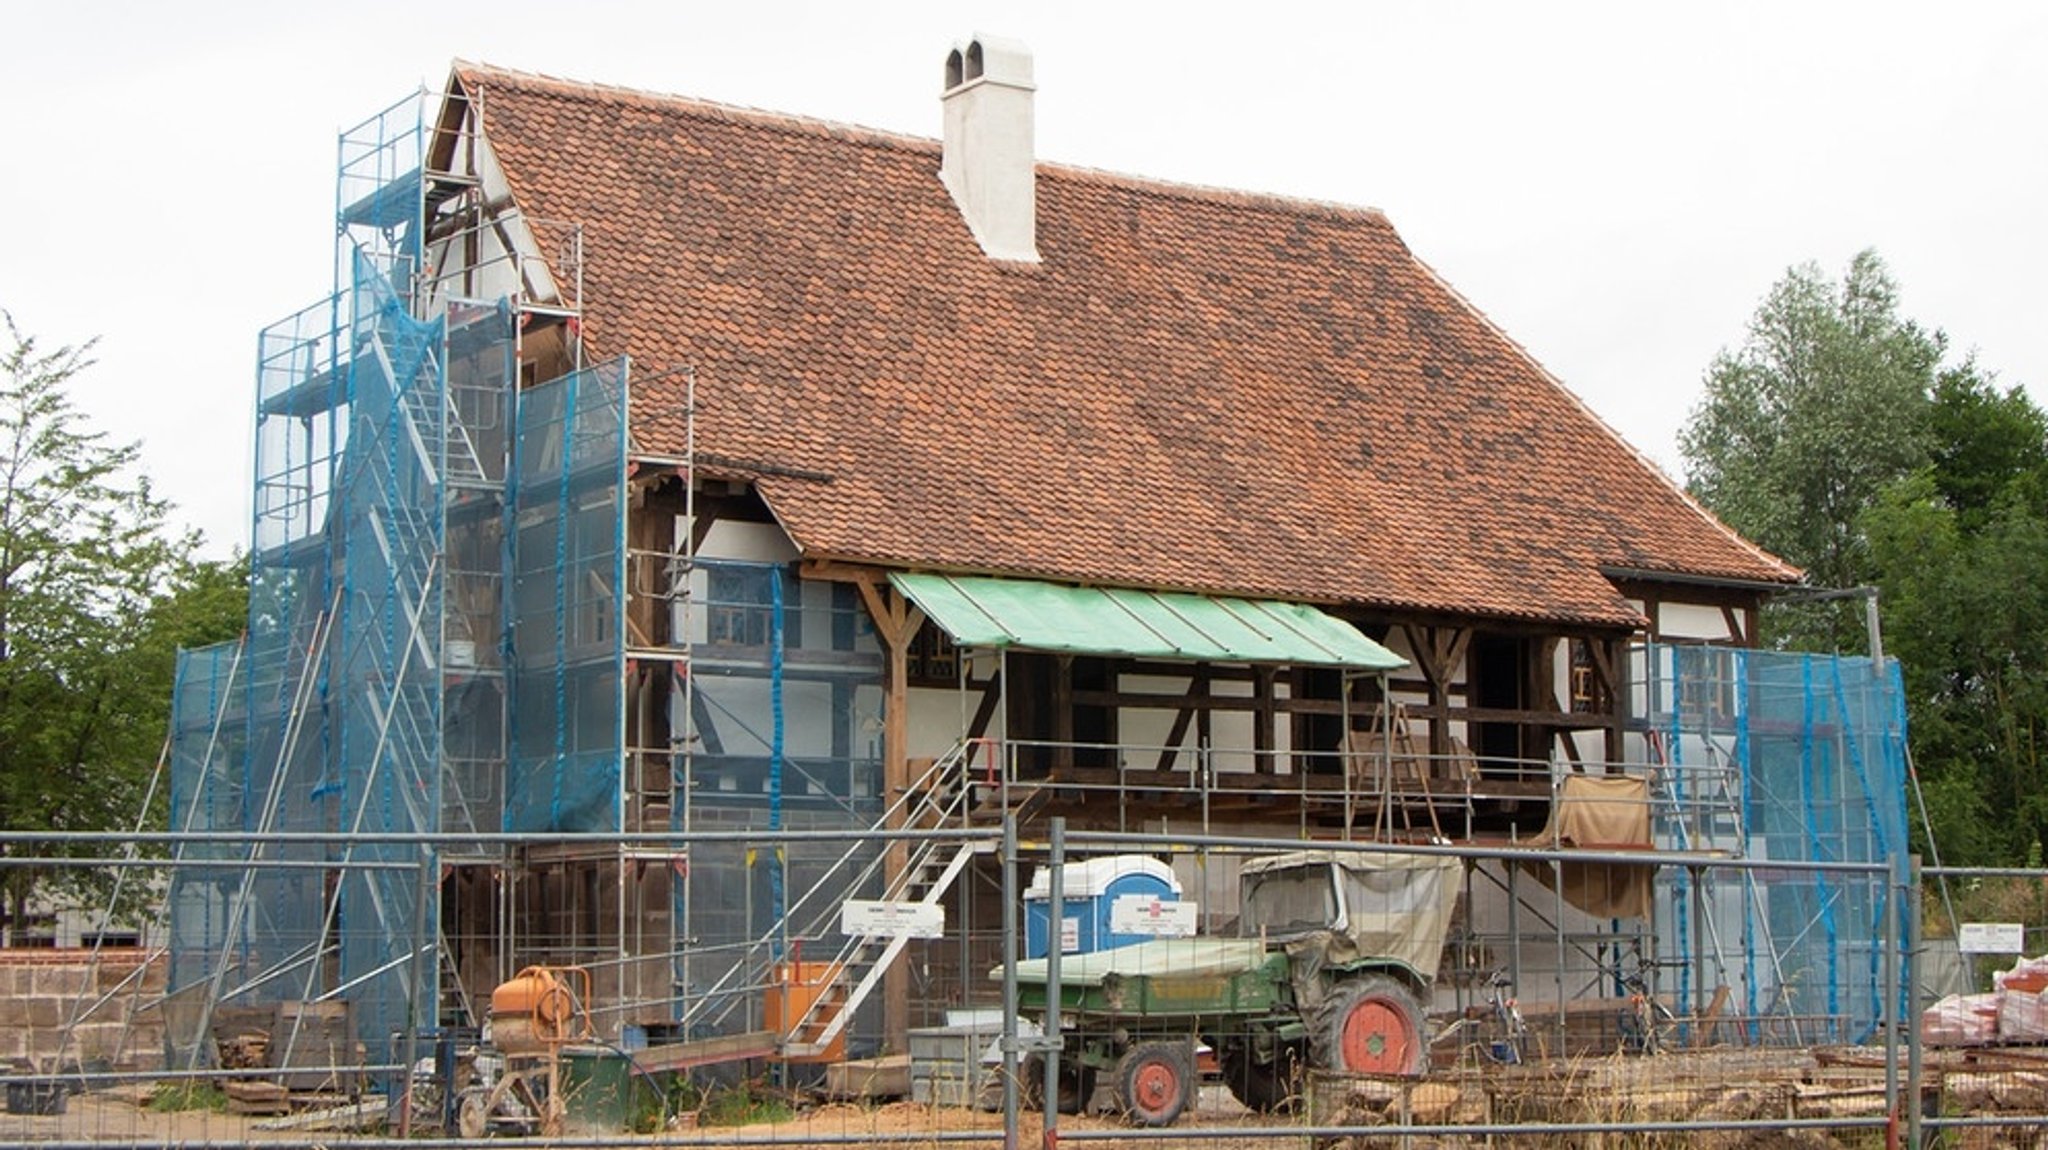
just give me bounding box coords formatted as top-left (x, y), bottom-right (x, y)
top-left (1609, 946), bottom-right (1684, 1055)
top-left (1433, 968), bottom-right (1528, 1065)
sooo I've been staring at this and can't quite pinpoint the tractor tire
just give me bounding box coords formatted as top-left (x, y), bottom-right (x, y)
top-left (1220, 1039), bottom-right (1301, 1112)
top-left (1113, 1040), bottom-right (1196, 1127)
top-left (1312, 974), bottom-right (1429, 1077)
top-left (1022, 1054), bottom-right (1095, 1114)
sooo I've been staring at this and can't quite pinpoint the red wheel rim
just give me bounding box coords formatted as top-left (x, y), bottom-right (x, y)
top-left (1339, 997), bottom-right (1416, 1073)
top-left (1130, 1058), bottom-right (1181, 1116)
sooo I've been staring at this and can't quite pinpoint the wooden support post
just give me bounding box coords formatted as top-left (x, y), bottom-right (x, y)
top-left (1053, 655), bottom-right (1075, 773)
top-left (1253, 666), bottom-right (1277, 774)
top-left (855, 579), bottom-right (925, 1052)
top-left (1402, 623), bottom-right (1470, 765)
top-left (1532, 636), bottom-right (1561, 766)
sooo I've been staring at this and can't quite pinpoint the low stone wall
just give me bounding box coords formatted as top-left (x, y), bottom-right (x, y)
top-left (0, 948), bottom-right (165, 1072)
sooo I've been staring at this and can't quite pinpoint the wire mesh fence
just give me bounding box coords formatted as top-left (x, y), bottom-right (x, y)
top-left (15, 825), bottom-right (2048, 1147)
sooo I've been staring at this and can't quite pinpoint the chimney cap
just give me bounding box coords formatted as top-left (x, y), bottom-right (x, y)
top-left (945, 34), bottom-right (1034, 92)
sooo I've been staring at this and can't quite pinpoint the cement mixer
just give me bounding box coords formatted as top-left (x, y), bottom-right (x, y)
top-left (456, 966), bottom-right (592, 1137)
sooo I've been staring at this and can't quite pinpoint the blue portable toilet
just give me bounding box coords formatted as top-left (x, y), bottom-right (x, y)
top-left (1024, 855), bottom-right (1183, 958)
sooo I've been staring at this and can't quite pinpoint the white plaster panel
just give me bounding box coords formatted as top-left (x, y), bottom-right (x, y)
top-left (1656, 601), bottom-right (1739, 643)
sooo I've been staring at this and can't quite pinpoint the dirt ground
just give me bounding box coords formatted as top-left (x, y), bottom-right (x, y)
top-left (0, 1084), bottom-right (1298, 1148)
top-left (1, 1089), bottom-right (264, 1145)
top-left (8, 1062), bottom-right (2039, 1149)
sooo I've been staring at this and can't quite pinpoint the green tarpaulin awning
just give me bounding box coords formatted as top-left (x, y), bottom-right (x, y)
top-left (889, 573), bottom-right (1406, 671)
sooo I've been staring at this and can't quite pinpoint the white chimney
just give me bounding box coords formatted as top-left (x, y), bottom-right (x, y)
top-left (940, 35), bottom-right (1038, 263)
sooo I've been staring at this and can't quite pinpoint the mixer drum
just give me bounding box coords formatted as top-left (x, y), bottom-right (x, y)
top-left (489, 966), bottom-right (577, 1055)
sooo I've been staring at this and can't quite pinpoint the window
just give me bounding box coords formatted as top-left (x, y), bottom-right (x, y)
top-left (906, 622), bottom-right (959, 687)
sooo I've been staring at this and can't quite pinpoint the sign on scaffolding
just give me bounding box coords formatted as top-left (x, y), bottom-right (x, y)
top-left (842, 900), bottom-right (945, 939)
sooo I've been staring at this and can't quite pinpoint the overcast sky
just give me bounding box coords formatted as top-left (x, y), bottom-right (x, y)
top-left (2, 2), bottom-right (2041, 558)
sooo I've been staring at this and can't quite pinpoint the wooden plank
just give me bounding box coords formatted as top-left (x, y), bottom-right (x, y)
top-left (631, 1029), bottom-right (779, 1074)
top-left (224, 1079), bottom-right (291, 1115)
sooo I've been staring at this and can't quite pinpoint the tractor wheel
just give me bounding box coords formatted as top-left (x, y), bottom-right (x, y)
top-left (1114, 1041), bottom-right (1195, 1127)
top-left (1220, 1040), bottom-right (1300, 1112)
top-left (1313, 974), bottom-right (1429, 1077)
top-left (1023, 1054), bottom-right (1096, 1114)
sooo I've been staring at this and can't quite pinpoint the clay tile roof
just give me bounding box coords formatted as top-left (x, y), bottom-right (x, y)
top-left (452, 62), bottom-right (1800, 629)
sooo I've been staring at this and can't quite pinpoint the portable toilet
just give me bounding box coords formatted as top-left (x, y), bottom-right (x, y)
top-left (1024, 855), bottom-right (1183, 958)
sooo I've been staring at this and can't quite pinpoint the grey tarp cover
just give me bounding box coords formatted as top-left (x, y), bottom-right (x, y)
top-left (1009, 938), bottom-right (1272, 986)
top-left (1242, 850), bottom-right (1464, 982)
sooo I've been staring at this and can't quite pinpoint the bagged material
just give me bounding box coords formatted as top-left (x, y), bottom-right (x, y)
top-left (1922, 993), bottom-right (2000, 1047)
top-left (2002, 987), bottom-right (2048, 1041)
top-left (1997, 953), bottom-right (2048, 995)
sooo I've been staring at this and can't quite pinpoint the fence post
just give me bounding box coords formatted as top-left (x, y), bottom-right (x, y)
top-left (1905, 853), bottom-right (1923, 1150)
top-left (1884, 852), bottom-right (1901, 1150)
top-left (1001, 814), bottom-right (1020, 1150)
top-left (1044, 818), bottom-right (1065, 1148)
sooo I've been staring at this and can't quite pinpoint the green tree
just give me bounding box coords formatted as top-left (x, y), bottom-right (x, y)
top-left (1860, 370), bottom-right (2048, 865)
top-left (1679, 250), bottom-right (1943, 618)
top-left (1681, 256), bottom-right (2048, 864)
top-left (1925, 362), bottom-right (2048, 531)
top-left (0, 314), bottom-right (245, 940)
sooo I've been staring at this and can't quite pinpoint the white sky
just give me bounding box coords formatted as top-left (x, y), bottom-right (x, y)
top-left (2, 2), bottom-right (2041, 559)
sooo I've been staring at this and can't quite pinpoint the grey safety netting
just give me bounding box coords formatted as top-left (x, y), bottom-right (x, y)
top-left (1638, 643), bottom-right (1908, 1044)
top-left (507, 359), bottom-right (627, 833)
top-left (674, 560), bottom-right (885, 1038)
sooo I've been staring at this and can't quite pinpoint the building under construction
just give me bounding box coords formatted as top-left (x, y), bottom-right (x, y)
top-left (158, 40), bottom-right (1908, 1080)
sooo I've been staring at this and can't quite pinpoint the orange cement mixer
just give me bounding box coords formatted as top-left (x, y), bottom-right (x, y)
top-left (488, 966), bottom-right (590, 1055)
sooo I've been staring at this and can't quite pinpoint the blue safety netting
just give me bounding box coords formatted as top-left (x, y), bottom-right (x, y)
top-left (331, 244), bottom-right (448, 1058)
top-left (165, 91), bottom-right (469, 1067)
top-left (1641, 643), bottom-right (1908, 1045)
top-left (506, 358), bottom-right (628, 832)
top-left (440, 301), bottom-right (518, 850)
top-left (163, 639), bottom-right (249, 1044)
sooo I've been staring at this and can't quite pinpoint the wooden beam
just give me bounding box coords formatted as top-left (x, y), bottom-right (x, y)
top-left (1153, 667), bottom-right (1210, 772)
top-left (804, 558), bottom-right (896, 586)
top-left (1386, 702), bottom-right (1615, 729)
top-left (965, 670), bottom-right (1003, 743)
top-left (1721, 605), bottom-right (1752, 647)
top-left (1053, 655), bottom-right (1075, 773)
top-left (1604, 636), bottom-right (1629, 767)
top-left (853, 577), bottom-right (924, 1054)
top-left (1253, 666), bottom-right (1276, 774)
top-left (1070, 688), bottom-right (1354, 715)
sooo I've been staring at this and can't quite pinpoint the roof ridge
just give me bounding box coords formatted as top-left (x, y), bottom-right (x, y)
top-left (452, 60), bottom-right (938, 155)
top-left (452, 61), bottom-right (1389, 225)
top-left (1038, 159), bottom-right (1389, 225)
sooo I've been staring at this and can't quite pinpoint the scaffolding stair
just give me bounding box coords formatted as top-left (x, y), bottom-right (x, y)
top-left (437, 933), bottom-right (478, 1030)
top-left (674, 742), bottom-right (981, 1051)
top-left (776, 745), bottom-right (984, 1058)
top-left (356, 249), bottom-right (490, 493)
top-left (778, 839), bottom-right (981, 1058)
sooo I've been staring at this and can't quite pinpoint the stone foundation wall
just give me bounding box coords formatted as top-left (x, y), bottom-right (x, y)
top-left (0, 949), bottom-right (165, 1072)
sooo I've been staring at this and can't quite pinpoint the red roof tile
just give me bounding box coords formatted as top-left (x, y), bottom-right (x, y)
top-left (454, 63), bottom-right (1799, 628)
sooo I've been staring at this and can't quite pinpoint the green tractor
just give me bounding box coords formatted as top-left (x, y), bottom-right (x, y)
top-left (1009, 850), bottom-right (1461, 1126)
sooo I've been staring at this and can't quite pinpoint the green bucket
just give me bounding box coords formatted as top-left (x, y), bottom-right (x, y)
top-left (557, 1047), bottom-right (661, 1132)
